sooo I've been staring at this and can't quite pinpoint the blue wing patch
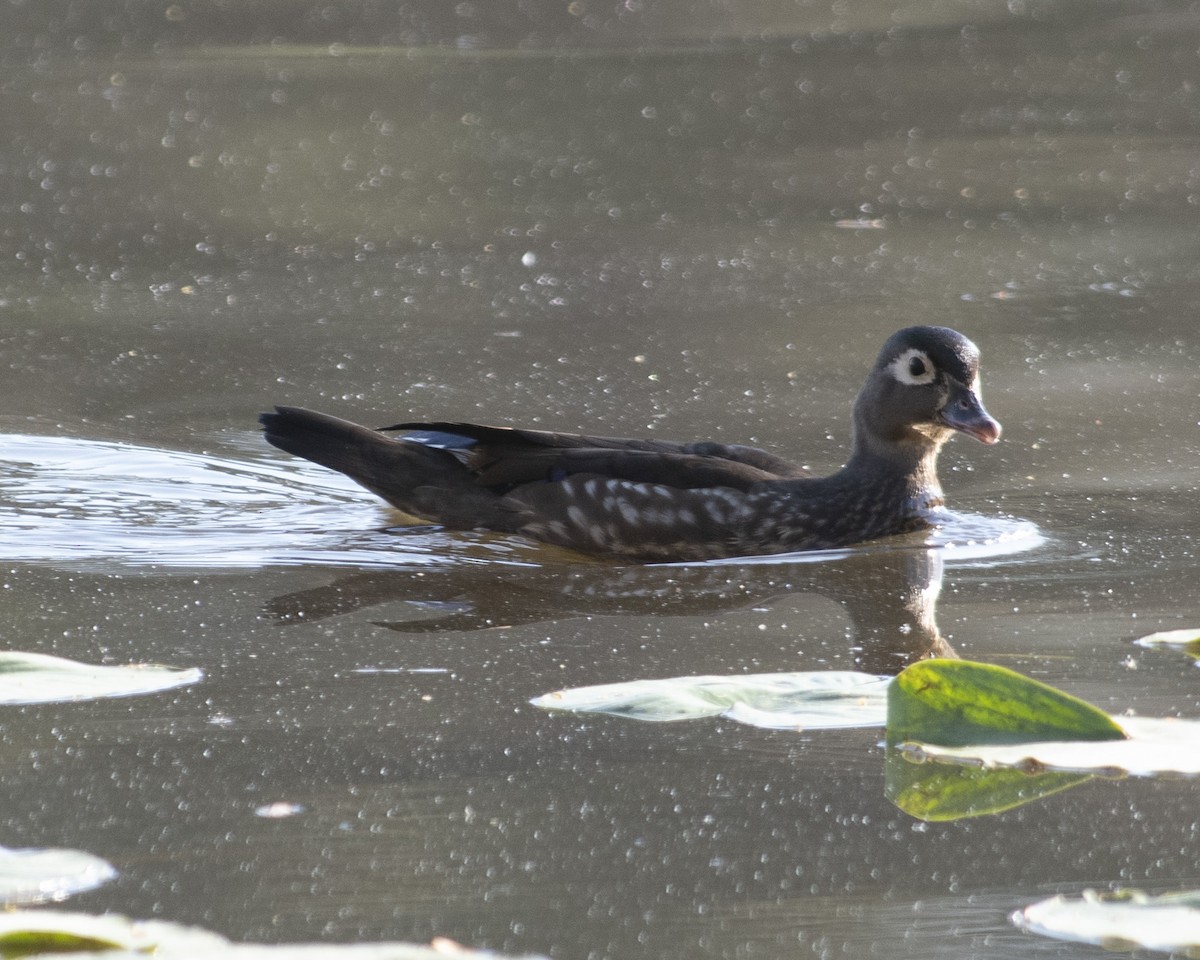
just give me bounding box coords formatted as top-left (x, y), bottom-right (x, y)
top-left (402, 430), bottom-right (478, 450)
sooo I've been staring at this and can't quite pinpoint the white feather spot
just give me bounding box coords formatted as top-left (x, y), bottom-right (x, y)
top-left (713, 488), bottom-right (742, 507)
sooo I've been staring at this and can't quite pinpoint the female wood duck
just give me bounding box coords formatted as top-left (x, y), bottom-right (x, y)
top-left (261, 326), bottom-right (1000, 561)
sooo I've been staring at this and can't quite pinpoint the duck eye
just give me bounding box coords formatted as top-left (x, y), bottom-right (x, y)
top-left (890, 348), bottom-right (937, 386)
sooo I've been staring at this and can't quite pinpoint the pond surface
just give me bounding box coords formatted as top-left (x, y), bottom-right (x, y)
top-left (3, 2), bottom-right (1200, 957)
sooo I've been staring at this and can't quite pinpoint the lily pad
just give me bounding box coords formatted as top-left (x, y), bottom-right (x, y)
top-left (1013, 889), bottom-right (1200, 954)
top-left (887, 659), bottom-right (1127, 746)
top-left (0, 911), bottom-right (549, 958)
top-left (1134, 628), bottom-right (1200, 661)
top-left (0, 848), bottom-right (116, 906)
top-left (1135, 627), bottom-right (1200, 645)
top-left (0, 911), bottom-right (226, 957)
top-left (0, 652), bottom-right (202, 705)
top-left (532, 671), bottom-right (890, 729)
top-left (907, 716), bottom-right (1200, 777)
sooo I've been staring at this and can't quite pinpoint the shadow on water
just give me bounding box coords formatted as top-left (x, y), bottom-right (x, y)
top-left (270, 551), bottom-right (955, 675)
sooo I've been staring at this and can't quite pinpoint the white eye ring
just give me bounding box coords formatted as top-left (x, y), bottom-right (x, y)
top-left (890, 348), bottom-right (937, 386)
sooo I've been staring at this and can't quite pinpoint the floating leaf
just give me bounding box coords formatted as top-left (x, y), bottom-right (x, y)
top-left (883, 747), bottom-right (1091, 820)
top-left (1135, 628), bottom-right (1200, 661)
top-left (887, 659), bottom-right (1127, 746)
top-left (0, 911), bottom-right (549, 957)
top-left (0, 848), bottom-right (116, 906)
top-left (0, 652), bottom-right (202, 705)
top-left (1136, 628), bottom-right (1200, 646)
top-left (1014, 889), bottom-right (1200, 953)
top-left (908, 716), bottom-right (1200, 777)
top-left (532, 671), bottom-right (890, 729)
top-left (0, 911), bottom-right (226, 956)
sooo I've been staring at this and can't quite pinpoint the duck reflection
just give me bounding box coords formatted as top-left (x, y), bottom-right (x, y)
top-left (267, 546), bottom-right (953, 674)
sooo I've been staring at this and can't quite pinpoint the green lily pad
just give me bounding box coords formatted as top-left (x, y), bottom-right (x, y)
top-left (887, 659), bottom-right (1127, 747)
top-left (0, 848), bottom-right (116, 906)
top-left (0, 652), bottom-right (202, 705)
top-left (0, 911), bottom-right (549, 958)
top-left (1014, 889), bottom-right (1200, 953)
top-left (532, 671), bottom-right (890, 729)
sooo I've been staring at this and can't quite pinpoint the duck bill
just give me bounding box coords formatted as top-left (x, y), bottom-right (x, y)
top-left (939, 384), bottom-right (1001, 444)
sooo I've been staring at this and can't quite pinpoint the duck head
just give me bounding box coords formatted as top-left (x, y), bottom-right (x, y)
top-left (853, 326), bottom-right (1001, 460)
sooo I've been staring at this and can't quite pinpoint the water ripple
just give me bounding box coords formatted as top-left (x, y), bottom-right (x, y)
top-left (1, 434), bottom-right (1041, 572)
top-left (0, 434), bottom-right (536, 571)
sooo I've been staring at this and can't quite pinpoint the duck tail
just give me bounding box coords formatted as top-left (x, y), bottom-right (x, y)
top-left (259, 406), bottom-right (522, 529)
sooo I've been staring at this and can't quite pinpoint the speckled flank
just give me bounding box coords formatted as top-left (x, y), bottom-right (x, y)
top-left (512, 468), bottom-right (931, 561)
top-left (517, 476), bottom-right (751, 559)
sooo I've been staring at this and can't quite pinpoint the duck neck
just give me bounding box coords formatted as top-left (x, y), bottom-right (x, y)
top-left (843, 427), bottom-right (946, 514)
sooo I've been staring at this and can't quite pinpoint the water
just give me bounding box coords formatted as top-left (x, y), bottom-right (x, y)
top-left (4, 3), bottom-right (1200, 957)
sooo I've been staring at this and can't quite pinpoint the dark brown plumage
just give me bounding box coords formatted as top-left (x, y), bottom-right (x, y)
top-left (260, 326), bottom-right (1000, 561)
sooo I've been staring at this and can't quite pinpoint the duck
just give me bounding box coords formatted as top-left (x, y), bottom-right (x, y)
top-left (260, 325), bottom-right (1000, 562)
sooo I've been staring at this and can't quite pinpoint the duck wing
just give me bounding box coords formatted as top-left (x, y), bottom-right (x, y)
top-left (383, 421), bottom-right (810, 490)
top-left (263, 408), bottom-right (813, 559)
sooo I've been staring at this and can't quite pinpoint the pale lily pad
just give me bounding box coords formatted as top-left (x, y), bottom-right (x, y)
top-left (1135, 628), bottom-right (1200, 660)
top-left (0, 911), bottom-right (549, 958)
top-left (0, 910), bottom-right (226, 956)
top-left (532, 671), bottom-right (890, 729)
top-left (0, 848), bottom-right (116, 906)
top-left (1013, 889), bottom-right (1200, 954)
top-left (1135, 628), bottom-right (1200, 646)
top-left (0, 652), bottom-right (202, 705)
top-left (902, 716), bottom-right (1200, 777)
